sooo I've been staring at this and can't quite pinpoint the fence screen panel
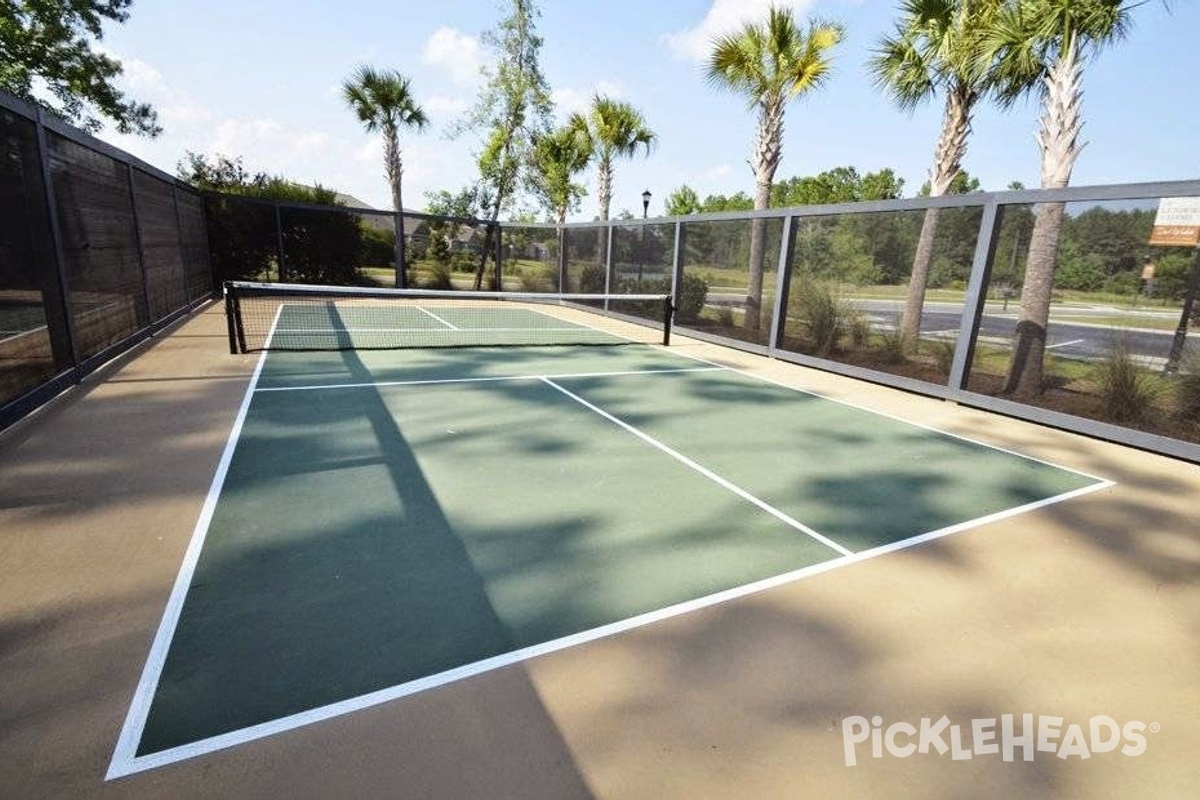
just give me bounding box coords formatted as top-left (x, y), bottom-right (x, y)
top-left (0, 109), bottom-right (70, 406)
top-left (47, 132), bottom-right (147, 360)
top-left (133, 169), bottom-right (187, 321)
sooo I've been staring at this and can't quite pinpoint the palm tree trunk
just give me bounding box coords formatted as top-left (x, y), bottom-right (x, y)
top-left (1003, 38), bottom-right (1083, 397)
top-left (597, 155), bottom-right (613, 221)
top-left (745, 97), bottom-right (783, 332)
top-left (745, 180), bottom-right (771, 331)
top-left (900, 86), bottom-right (973, 349)
top-left (593, 155), bottom-right (613, 281)
top-left (384, 128), bottom-right (407, 288)
top-left (1004, 201), bottom-right (1065, 395)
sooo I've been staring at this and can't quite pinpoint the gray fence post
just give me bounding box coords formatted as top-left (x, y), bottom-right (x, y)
top-left (948, 199), bottom-right (1001, 391)
top-left (768, 215), bottom-right (797, 353)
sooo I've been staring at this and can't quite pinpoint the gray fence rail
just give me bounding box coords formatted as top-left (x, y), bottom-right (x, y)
top-left (3, 85), bottom-right (1198, 464)
top-left (527, 181), bottom-right (1200, 463)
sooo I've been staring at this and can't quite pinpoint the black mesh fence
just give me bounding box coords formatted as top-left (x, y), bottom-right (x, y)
top-left (0, 92), bottom-right (213, 430)
top-left (133, 168), bottom-right (188, 321)
top-left (47, 131), bottom-right (148, 360)
top-left (0, 107), bottom-right (66, 407)
top-left (178, 190), bottom-right (212, 301)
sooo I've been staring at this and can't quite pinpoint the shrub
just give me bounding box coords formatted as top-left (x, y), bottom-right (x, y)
top-left (421, 261), bottom-right (454, 290)
top-left (676, 273), bottom-right (708, 323)
top-left (875, 322), bottom-right (909, 364)
top-left (1094, 341), bottom-right (1162, 424)
top-left (793, 280), bottom-right (849, 357)
top-left (1173, 354), bottom-right (1200, 422)
top-left (932, 338), bottom-right (957, 374)
top-left (579, 264), bottom-right (606, 293)
top-left (1103, 271), bottom-right (1141, 297)
top-left (848, 314), bottom-right (872, 349)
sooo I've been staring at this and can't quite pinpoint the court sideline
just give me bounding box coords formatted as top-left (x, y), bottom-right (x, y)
top-left (1, 302), bottom-right (1198, 798)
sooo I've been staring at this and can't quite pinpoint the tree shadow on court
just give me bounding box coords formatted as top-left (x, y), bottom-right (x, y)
top-left (0, 308), bottom-right (596, 796)
top-left (942, 417), bottom-right (1200, 588)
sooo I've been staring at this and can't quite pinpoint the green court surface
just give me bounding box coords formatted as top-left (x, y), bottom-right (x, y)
top-left (110, 343), bottom-right (1106, 777)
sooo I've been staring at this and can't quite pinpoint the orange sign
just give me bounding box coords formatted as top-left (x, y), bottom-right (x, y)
top-left (1149, 197), bottom-right (1200, 246)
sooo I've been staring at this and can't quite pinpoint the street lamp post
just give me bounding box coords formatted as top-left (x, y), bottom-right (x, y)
top-left (639, 189), bottom-right (651, 283)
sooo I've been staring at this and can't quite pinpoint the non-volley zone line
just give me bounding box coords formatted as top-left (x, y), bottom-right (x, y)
top-left (270, 326), bottom-right (615, 334)
top-left (253, 365), bottom-right (726, 393)
top-left (255, 362), bottom-right (852, 556)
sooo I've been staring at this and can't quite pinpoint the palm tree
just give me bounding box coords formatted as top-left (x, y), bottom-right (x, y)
top-left (529, 123), bottom-right (592, 226)
top-left (707, 8), bottom-right (843, 331)
top-left (569, 94), bottom-right (656, 222)
top-left (342, 66), bottom-right (428, 288)
top-left (870, 0), bottom-right (1004, 350)
top-left (986, 0), bottom-right (1138, 396)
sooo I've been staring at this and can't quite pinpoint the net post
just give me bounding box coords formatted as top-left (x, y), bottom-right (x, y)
top-left (223, 282), bottom-right (237, 354)
top-left (662, 295), bottom-right (673, 346)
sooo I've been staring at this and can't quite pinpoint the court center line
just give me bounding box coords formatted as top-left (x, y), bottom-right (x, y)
top-left (254, 365), bottom-right (726, 393)
top-left (538, 376), bottom-right (854, 558)
top-left (415, 305), bottom-right (459, 330)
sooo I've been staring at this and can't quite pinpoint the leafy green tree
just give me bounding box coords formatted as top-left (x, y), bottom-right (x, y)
top-left (988, 0), bottom-right (1143, 396)
top-left (702, 192), bottom-right (754, 212)
top-left (871, 0), bottom-right (1005, 349)
top-left (859, 168), bottom-right (907, 202)
top-left (342, 66), bottom-right (427, 288)
top-left (707, 7), bottom-right (843, 331)
top-left (773, 166), bottom-right (907, 206)
top-left (665, 184), bottom-right (702, 216)
top-left (570, 95), bottom-right (656, 221)
top-left (0, 0), bottom-right (159, 135)
top-left (529, 123), bottom-right (591, 225)
top-left (462, 0), bottom-right (553, 290)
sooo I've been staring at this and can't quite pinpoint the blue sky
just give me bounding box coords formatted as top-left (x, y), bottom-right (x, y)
top-left (96, 0), bottom-right (1199, 220)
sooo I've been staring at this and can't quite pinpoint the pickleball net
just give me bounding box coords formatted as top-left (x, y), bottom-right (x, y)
top-left (224, 281), bottom-right (675, 353)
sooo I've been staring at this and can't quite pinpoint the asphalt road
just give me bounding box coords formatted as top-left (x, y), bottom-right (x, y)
top-left (704, 290), bottom-right (1196, 366)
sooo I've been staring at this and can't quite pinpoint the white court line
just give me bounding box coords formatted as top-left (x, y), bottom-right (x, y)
top-left (272, 326), bottom-right (604, 334)
top-left (660, 345), bottom-right (1111, 484)
top-left (415, 305), bottom-right (459, 330)
top-left (539, 376), bottom-right (854, 558)
top-left (108, 335), bottom-right (1115, 779)
top-left (521, 304), bottom-right (643, 344)
top-left (254, 366), bottom-right (725, 393)
top-left (106, 308), bottom-right (281, 782)
top-left (1046, 338), bottom-right (1085, 350)
top-left (107, 453), bottom-right (1109, 779)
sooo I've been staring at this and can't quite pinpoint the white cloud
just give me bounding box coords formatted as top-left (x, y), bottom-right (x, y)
top-left (294, 130), bottom-right (333, 154)
top-left (211, 118), bottom-right (285, 156)
top-left (425, 93), bottom-right (471, 118)
top-left (662, 0), bottom-right (819, 62)
top-left (119, 57), bottom-right (169, 93)
top-left (422, 27), bottom-right (484, 87)
top-left (353, 138), bottom-right (382, 165)
top-left (550, 81), bottom-right (625, 121)
top-left (703, 163), bottom-right (734, 182)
